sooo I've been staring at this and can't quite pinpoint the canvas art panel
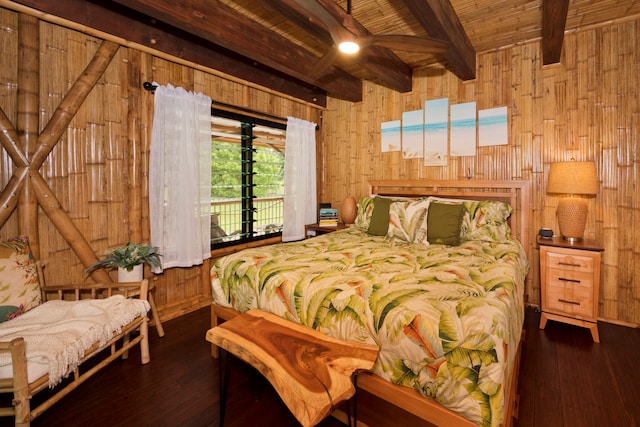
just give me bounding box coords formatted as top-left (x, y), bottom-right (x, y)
top-left (479, 106), bottom-right (508, 146)
top-left (450, 102), bottom-right (477, 157)
top-left (424, 98), bottom-right (449, 166)
top-left (401, 110), bottom-right (424, 159)
top-left (381, 120), bottom-right (401, 152)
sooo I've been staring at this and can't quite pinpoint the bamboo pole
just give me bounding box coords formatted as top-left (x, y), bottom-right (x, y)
top-left (29, 171), bottom-right (111, 284)
top-left (0, 107), bottom-right (29, 227)
top-left (0, 109), bottom-right (29, 167)
top-left (0, 168), bottom-right (28, 227)
top-left (127, 48), bottom-right (143, 243)
top-left (17, 13), bottom-right (40, 258)
top-left (31, 40), bottom-right (120, 168)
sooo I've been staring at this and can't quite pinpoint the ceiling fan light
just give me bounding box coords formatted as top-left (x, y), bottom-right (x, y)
top-left (338, 41), bottom-right (359, 54)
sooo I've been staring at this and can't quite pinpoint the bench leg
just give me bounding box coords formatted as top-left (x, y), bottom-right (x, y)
top-left (218, 348), bottom-right (231, 426)
top-left (148, 293), bottom-right (165, 337)
top-left (352, 373), bottom-right (358, 427)
top-left (140, 317), bottom-right (150, 364)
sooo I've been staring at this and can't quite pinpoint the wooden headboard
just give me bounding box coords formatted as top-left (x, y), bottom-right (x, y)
top-left (368, 179), bottom-right (531, 260)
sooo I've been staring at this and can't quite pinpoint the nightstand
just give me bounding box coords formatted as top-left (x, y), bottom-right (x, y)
top-left (538, 236), bottom-right (603, 342)
top-left (305, 223), bottom-right (347, 238)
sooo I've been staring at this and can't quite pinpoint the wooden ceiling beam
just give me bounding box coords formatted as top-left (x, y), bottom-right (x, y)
top-left (111, 0), bottom-right (362, 102)
top-left (11, 0), bottom-right (338, 106)
top-left (267, 0), bottom-right (413, 93)
top-left (542, 0), bottom-right (570, 65)
top-left (401, 0), bottom-right (476, 80)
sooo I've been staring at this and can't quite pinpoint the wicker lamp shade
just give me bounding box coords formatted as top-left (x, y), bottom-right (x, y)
top-left (547, 161), bottom-right (598, 242)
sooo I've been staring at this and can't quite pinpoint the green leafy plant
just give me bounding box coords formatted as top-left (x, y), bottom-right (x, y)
top-left (85, 242), bottom-right (162, 274)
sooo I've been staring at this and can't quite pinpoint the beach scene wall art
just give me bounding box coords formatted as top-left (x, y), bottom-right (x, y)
top-left (424, 98), bottom-right (449, 166)
top-left (381, 120), bottom-right (401, 152)
top-left (401, 109), bottom-right (424, 159)
top-left (479, 106), bottom-right (508, 146)
top-left (450, 102), bottom-right (477, 157)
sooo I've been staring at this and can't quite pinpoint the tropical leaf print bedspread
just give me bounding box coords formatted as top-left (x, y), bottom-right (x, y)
top-left (211, 228), bottom-right (529, 427)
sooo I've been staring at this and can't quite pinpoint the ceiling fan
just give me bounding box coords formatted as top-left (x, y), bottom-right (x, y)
top-left (299, 0), bottom-right (449, 76)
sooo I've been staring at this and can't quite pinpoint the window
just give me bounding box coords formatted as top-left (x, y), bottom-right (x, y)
top-left (210, 110), bottom-right (286, 248)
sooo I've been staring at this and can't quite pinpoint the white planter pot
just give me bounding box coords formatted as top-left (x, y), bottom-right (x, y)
top-left (117, 264), bottom-right (143, 283)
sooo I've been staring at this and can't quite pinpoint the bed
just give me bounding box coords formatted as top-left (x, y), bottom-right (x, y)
top-left (210, 179), bottom-right (531, 427)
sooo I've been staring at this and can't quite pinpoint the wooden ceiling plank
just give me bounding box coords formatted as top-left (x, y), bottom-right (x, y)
top-left (271, 0), bottom-right (413, 93)
top-left (401, 0), bottom-right (476, 81)
top-left (112, 0), bottom-right (363, 101)
top-left (542, 0), bottom-right (570, 65)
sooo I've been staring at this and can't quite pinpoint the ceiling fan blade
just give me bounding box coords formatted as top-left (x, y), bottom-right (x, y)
top-left (295, 0), bottom-right (350, 46)
top-left (360, 35), bottom-right (448, 54)
top-left (309, 48), bottom-right (339, 77)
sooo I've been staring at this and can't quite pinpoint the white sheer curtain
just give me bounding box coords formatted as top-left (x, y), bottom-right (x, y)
top-left (149, 84), bottom-right (212, 271)
top-left (282, 117), bottom-right (317, 242)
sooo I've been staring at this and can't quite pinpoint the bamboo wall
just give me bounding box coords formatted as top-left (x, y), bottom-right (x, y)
top-left (321, 19), bottom-right (640, 326)
top-left (0, 7), bottom-right (321, 322)
top-left (0, 5), bottom-right (638, 326)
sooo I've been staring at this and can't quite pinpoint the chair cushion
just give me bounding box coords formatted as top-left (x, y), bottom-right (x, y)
top-left (0, 236), bottom-right (42, 321)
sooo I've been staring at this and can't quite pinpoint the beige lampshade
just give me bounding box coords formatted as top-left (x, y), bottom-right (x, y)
top-left (547, 161), bottom-right (598, 242)
top-left (547, 161), bottom-right (598, 195)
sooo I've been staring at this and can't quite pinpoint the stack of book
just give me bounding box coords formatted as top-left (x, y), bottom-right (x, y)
top-left (318, 207), bottom-right (339, 227)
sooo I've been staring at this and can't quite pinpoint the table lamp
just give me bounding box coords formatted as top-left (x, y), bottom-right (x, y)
top-left (547, 160), bottom-right (598, 242)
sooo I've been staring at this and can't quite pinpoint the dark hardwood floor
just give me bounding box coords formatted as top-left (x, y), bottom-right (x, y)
top-left (1, 306), bottom-right (638, 427)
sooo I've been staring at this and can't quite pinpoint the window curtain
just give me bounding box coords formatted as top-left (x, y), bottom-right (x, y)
top-left (149, 84), bottom-right (212, 271)
top-left (282, 117), bottom-right (317, 242)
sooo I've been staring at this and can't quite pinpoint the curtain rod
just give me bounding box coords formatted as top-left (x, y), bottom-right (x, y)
top-left (143, 82), bottom-right (319, 130)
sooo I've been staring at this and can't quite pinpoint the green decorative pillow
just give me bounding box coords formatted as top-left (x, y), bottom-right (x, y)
top-left (386, 198), bottom-right (430, 243)
top-left (460, 200), bottom-right (513, 243)
top-left (367, 197), bottom-right (394, 236)
top-left (427, 202), bottom-right (465, 246)
top-left (0, 236), bottom-right (42, 320)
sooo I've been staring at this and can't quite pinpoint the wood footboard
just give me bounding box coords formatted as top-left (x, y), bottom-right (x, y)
top-left (210, 303), bottom-right (524, 427)
top-left (0, 280), bottom-right (151, 426)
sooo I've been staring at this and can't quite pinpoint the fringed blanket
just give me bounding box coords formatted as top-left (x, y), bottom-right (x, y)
top-left (0, 295), bottom-right (150, 386)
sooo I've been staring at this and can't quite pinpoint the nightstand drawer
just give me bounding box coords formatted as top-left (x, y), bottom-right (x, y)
top-left (545, 252), bottom-right (594, 273)
top-left (546, 285), bottom-right (593, 318)
top-left (546, 268), bottom-right (594, 289)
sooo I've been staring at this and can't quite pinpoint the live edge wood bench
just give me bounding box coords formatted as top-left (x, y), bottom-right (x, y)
top-left (206, 309), bottom-right (379, 427)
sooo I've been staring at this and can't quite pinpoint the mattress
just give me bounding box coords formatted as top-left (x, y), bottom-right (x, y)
top-left (211, 227), bottom-right (529, 426)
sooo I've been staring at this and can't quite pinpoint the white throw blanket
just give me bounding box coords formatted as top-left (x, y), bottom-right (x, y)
top-left (0, 295), bottom-right (150, 386)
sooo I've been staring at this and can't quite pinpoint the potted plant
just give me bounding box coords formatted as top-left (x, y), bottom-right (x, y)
top-left (85, 242), bottom-right (162, 282)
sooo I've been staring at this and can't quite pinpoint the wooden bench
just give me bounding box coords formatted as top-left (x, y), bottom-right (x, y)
top-left (206, 309), bottom-right (379, 427)
top-left (0, 280), bottom-right (151, 426)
